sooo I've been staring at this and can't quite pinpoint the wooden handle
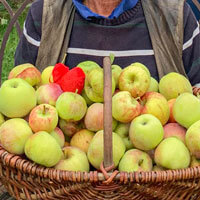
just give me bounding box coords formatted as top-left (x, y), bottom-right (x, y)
top-left (103, 57), bottom-right (113, 168)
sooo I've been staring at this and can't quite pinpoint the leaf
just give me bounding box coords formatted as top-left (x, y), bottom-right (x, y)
top-left (109, 53), bottom-right (115, 65)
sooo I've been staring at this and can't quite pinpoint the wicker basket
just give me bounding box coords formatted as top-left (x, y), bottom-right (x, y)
top-left (0, 57), bottom-right (200, 200)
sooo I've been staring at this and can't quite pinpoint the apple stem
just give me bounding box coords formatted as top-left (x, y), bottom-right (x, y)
top-left (61, 53), bottom-right (67, 64)
top-left (43, 105), bottom-right (46, 115)
top-left (75, 89), bottom-right (78, 94)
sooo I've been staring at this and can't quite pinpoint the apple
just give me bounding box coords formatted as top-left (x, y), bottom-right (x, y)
top-left (84, 68), bottom-right (116, 103)
top-left (25, 131), bottom-right (63, 167)
top-left (59, 119), bottom-right (85, 138)
top-left (84, 103), bottom-right (117, 132)
top-left (70, 129), bottom-right (95, 153)
top-left (81, 88), bottom-right (93, 106)
top-left (112, 64), bottom-right (122, 88)
top-left (112, 91), bottom-right (141, 123)
top-left (41, 66), bottom-right (54, 84)
top-left (114, 122), bottom-right (134, 150)
top-left (77, 60), bottom-right (101, 74)
top-left (0, 78), bottom-right (36, 118)
top-left (158, 72), bottom-right (193, 100)
top-left (173, 93), bottom-right (200, 128)
top-left (190, 156), bottom-right (200, 167)
top-left (50, 127), bottom-right (65, 148)
top-left (56, 92), bottom-right (87, 121)
top-left (152, 165), bottom-right (166, 171)
top-left (36, 83), bottom-right (63, 106)
top-left (129, 114), bottom-right (164, 151)
top-left (119, 64), bottom-right (150, 98)
top-left (154, 137), bottom-right (190, 169)
top-left (168, 98), bottom-right (176, 123)
top-left (29, 104), bottom-right (58, 132)
top-left (87, 130), bottom-right (126, 169)
top-left (130, 62), bottom-right (151, 77)
top-left (147, 77), bottom-right (159, 92)
top-left (118, 149), bottom-right (153, 172)
top-left (185, 120), bottom-right (200, 159)
top-left (0, 118), bottom-right (33, 154)
top-left (163, 123), bottom-right (186, 144)
top-left (0, 113), bottom-right (5, 126)
top-left (8, 63), bottom-right (41, 86)
top-left (55, 146), bottom-right (90, 172)
top-left (141, 92), bottom-right (170, 125)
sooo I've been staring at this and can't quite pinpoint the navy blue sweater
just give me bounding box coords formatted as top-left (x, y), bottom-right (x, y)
top-left (15, 0), bottom-right (200, 86)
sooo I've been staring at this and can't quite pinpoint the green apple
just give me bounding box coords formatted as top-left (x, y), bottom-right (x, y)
top-left (84, 68), bottom-right (116, 103)
top-left (112, 91), bottom-right (141, 123)
top-left (173, 93), bottom-right (200, 128)
top-left (118, 149), bottom-right (153, 172)
top-left (154, 137), bottom-right (190, 169)
top-left (59, 119), bottom-right (85, 138)
top-left (29, 104), bottom-right (58, 133)
top-left (81, 88), bottom-right (93, 106)
top-left (50, 127), bottom-right (65, 148)
top-left (163, 123), bottom-right (186, 144)
top-left (119, 64), bottom-right (150, 98)
top-left (0, 118), bottom-right (33, 154)
top-left (70, 129), bottom-right (95, 153)
top-left (130, 62), bottom-right (151, 77)
top-left (185, 120), bottom-right (200, 159)
top-left (112, 64), bottom-right (122, 88)
top-left (55, 146), bottom-right (90, 172)
top-left (147, 77), bottom-right (159, 92)
top-left (77, 61), bottom-right (101, 74)
top-left (129, 114), bottom-right (164, 151)
top-left (56, 92), bottom-right (87, 121)
top-left (0, 113), bottom-right (5, 126)
top-left (0, 78), bottom-right (36, 118)
top-left (25, 131), bottom-right (63, 167)
top-left (41, 66), bottom-right (54, 84)
top-left (36, 83), bottom-right (63, 106)
top-left (114, 122), bottom-right (134, 150)
top-left (84, 103), bottom-right (118, 132)
top-left (159, 72), bottom-right (193, 100)
top-left (8, 63), bottom-right (41, 86)
top-left (87, 130), bottom-right (126, 169)
top-left (141, 92), bottom-right (170, 125)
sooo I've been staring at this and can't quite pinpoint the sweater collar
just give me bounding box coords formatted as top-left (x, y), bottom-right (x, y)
top-left (72, 0), bottom-right (139, 20)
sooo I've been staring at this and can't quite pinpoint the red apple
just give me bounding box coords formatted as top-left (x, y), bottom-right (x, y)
top-left (112, 91), bottom-right (141, 123)
top-left (8, 63), bottom-right (41, 87)
top-left (84, 103), bottom-right (117, 131)
top-left (29, 104), bottom-right (58, 132)
top-left (163, 123), bottom-right (186, 144)
top-left (36, 83), bottom-right (63, 106)
top-left (141, 92), bottom-right (170, 125)
top-left (168, 98), bottom-right (176, 123)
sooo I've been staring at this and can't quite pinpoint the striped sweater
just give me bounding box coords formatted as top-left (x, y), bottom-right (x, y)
top-left (15, 0), bottom-right (200, 86)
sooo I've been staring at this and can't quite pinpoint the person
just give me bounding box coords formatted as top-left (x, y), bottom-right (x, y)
top-left (15, 0), bottom-right (200, 87)
top-left (186, 0), bottom-right (200, 23)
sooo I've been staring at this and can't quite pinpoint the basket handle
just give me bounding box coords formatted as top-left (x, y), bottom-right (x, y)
top-left (103, 57), bottom-right (113, 169)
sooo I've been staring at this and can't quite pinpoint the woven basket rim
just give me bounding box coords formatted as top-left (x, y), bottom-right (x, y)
top-left (1, 146), bottom-right (200, 184)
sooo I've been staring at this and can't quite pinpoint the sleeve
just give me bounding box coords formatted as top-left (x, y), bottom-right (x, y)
top-left (182, 2), bottom-right (200, 87)
top-left (14, 0), bottom-right (43, 67)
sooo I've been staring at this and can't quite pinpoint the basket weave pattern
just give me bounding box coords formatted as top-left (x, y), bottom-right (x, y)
top-left (1, 146), bottom-right (200, 200)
